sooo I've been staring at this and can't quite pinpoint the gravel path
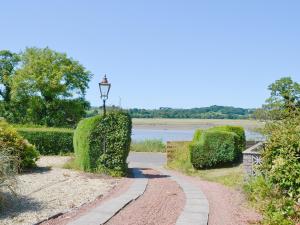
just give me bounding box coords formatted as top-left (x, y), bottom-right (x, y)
top-left (168, 170), bottom-right (262, 225)
top-left (0, 156), bottom-right (120, 225)
top-left (105, 168), bottom-right (185, 225)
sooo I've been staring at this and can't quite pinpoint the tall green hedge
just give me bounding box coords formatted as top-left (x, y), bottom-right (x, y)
top-left (17, 128), bottom-right (74, 155)
top-left (74, 111), bottom-right (132, 176)
top-left (190, 125), bottom-right (245, 168)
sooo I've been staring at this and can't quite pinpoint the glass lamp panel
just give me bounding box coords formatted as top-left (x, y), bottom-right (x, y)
top-left (100, 84), bottom-right (110, 98)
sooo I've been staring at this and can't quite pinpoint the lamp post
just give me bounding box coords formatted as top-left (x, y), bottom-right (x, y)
top-left (99, 75), bottom-right (111, 116)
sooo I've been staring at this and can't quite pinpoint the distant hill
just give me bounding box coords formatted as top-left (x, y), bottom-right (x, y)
top-left (88, 105), bottom-right (255, 119)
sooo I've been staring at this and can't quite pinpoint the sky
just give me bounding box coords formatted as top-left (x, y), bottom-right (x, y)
top-left (1, 0), bottom-right (300, 109)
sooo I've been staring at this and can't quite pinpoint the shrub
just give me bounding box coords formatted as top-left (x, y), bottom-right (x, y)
top-left (0, 151), bottom-right (18, 209)
top-left (190, 130), bottom-right (238, 168)
top-left (131, 139), bottom-right (165, 152)
top-left (74, 111), bottom-right (131, 176)
top-left (0, 120), bottom-right (39, 170)
top-left (209, 125), bottom-right (246, 152)
top-left (17, 127), bottom-right (74, 155)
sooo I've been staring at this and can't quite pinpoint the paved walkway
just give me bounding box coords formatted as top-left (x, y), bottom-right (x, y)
top-left (67, 152), bottom-right (209, 225)
top-left (68, 168), bottom-right (148, 225)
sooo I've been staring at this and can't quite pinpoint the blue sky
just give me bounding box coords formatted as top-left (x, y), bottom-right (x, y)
top-left (1, 0), bottom-right (300, 109)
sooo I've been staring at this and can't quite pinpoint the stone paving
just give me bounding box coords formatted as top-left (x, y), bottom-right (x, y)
top-left (67, 152), bottom-right (209, 225)
top-left (68, 168), bottom-right (148, 225)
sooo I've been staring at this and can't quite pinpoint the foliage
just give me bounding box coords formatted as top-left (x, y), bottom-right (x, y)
top-left (0, 150), bottom-right (18, 209)
top-left (17, 127), bottom-right (74, 155)
top-left (0, 119), bottom-right (39, 170)
top-left (0, 50), bottom-right (20, 103)
top-left (167, 141), bottom-right (243, 188)
top-left (189, 126), bottom-right (245, 168)
top-left (130, 139), bottom-right (165, 152)
top-left (190, 131), bottom-right (239, 168)
top-left (254, 77), bottom-right (300, 120)
top-left (0, 47), bottom-right (92, 127)
top-left (209, 125), bottom-right (246, 153)
top-left (245, 77), bottom-right (300, 225)
top-left (244, 176), bottom-right (299, 225)
top-left (13, 47), bottom-right (92, 101)
top-left (127, 105), bottom-right (254, 119)
top-left (74, 111), bottom-right (132, 176)
top-left (192, 129), bottom-right (203, 142)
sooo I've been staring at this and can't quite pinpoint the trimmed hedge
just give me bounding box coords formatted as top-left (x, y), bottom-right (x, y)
top-left (17, 128), bottom-right (74, 155)
top-left (74, 111), bottom-right (132, 176)
top-left (190, 126), bottom-right (245, 168)
top-left (209, 125), bottom-right (246, 153)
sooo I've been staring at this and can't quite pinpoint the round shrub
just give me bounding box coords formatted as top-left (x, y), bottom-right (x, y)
top-left (73, 111), bottom-right (132, 176)
top-left (0, 120), bottom-right (39, 170)
top-left (190, 130), bottom-right (238, 168)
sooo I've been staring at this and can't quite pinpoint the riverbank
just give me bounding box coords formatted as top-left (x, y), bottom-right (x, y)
top-left (132, 118), bottom-right (264, 131)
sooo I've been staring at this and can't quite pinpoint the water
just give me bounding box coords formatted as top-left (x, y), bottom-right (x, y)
top-left (132, 128), bottom-right (265, 142)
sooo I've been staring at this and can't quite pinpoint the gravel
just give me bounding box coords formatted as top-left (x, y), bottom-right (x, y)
top-left (0, 156), bottom-right (119, 225)
top-left (105, 168), bottom-right (185, 225)
top-left (168, 170), bottom-right (262, 225)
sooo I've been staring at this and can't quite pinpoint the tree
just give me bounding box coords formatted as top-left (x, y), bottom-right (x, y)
top-left (0, 50), bottom-right (20, 102)
top-left (13, 47), bottom-right (92, 102)
top-left (10, 47), bottom-right (93, 127)
top-left (254, 77), bottom-right (300, 120)
top-left (266, 77), bottom-right (300, 116)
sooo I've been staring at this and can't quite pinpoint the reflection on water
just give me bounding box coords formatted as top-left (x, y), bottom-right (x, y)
top-left (132, 129), bottom-right (265, 142)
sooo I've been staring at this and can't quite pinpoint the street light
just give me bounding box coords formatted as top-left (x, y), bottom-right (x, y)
top-left (99, 75), bottom-right (111, 116)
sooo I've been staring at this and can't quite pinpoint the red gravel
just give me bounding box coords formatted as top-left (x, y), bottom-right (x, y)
top-left (168, 170), bottom-right (262, 225)
top-left (105, 168), bottom-right (186, 225)
top-left (40, 176), bottom-right (133, 225)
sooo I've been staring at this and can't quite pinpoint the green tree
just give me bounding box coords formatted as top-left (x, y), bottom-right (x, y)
top-left (13, 47), bottom-right (91, 102)
top-left (0, 50), bottom-right (20, 102)
top-left (11, 47), bottom-right (92, 127)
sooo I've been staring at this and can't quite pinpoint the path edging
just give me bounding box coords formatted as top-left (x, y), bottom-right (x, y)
top-left (68, 168), bottom-right (148, 225)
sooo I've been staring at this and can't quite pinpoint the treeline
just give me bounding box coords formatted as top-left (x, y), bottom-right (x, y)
top-left (127, 105), bottom-right (254, 119)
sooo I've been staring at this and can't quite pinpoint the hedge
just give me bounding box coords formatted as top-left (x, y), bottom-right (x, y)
top-left (190, 125), bottom-right (246, 168)
top-left (74, 111), bottom-right (132, 176)
top-left (209, 125), bottom-right (246, 153)
top-left (17, 128), bottom-right (74, 155)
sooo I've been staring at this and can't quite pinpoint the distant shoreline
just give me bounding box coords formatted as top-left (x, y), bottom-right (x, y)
top-left (132, 118), bottom-right (264, 131)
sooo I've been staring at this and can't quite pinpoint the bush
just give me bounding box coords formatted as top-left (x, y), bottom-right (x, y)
top-left (17, 127), bottom-right (74, 155)
top-left (0, 120), bottom-right (39, 170)
top-left (209, 125), bottom-right (246, 152)
top-left (131, 139), bottom-right (165, 152)
top-left (246, 115), bottom-right (300, 224)
top-left (190, 130), bottom-right (239, 168)
top-left (0, 151), bottom-right (18, 209)
top-left (74, 111), bottom-right (132, 176)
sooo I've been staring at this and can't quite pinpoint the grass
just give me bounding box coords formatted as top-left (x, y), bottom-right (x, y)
top-left (167, 141), bottom-right (244, 188)
top-left (131, 139), bottom-right (166, 152)
top-left (62, 157), bottom-right (81, 170)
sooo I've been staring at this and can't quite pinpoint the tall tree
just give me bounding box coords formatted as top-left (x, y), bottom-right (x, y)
top-left (0, 50), bottom-right (20, 102)
top-left (11, 47), bottom-right (92, 126)
top-left (13, 47), bottom-right (92, 102)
